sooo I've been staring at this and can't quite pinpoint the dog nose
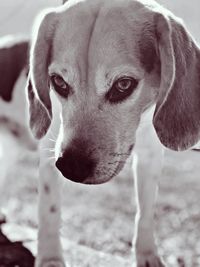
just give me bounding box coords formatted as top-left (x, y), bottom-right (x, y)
top-left (55, 149), bottom-right (96, 183)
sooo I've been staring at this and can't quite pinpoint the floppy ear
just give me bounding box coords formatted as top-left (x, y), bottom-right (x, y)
top-left (28, 11), bottom-right (57, 139)
top-left (152, 12), bottom-right (200, 151)
top-left (27, 78), bottom-right (51, 139)
top-left (0, 37), bottom-right (28, 102)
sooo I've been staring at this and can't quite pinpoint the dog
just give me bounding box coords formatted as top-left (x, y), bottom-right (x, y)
top-left (26, 0), bottom-right (200, 266)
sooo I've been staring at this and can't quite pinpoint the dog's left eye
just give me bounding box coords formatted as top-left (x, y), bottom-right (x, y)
top-left (106, 77), bottom-right (138, 103)
top-left (50, 75), bottom-right (70, 98)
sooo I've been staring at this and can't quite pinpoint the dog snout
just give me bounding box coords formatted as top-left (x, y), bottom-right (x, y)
top-left (55, 148), bottom-right (96, 183)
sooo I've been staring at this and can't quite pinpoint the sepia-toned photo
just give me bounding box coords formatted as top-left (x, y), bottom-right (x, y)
top-left (0, 1), bottom-right (200, 267)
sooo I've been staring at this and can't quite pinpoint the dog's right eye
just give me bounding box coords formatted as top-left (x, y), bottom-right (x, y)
top-left (50, 75), bottom-right (70, 98)
top-left (106, 77), bottom-right (138, 104)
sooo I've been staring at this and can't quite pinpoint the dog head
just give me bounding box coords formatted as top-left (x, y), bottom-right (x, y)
top-left (27, 0), bottom-right (200, 184)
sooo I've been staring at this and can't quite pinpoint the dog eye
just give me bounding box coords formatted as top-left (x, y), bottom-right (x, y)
top-left (106, 77), bottom-right (138, 103)
top-left (50, 75), bottom-right (70, 98)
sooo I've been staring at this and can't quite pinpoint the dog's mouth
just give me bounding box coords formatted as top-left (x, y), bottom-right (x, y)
top-left (82, 160), bottom-right (126, 185)
top-left (62, 162), bottom-right (125, 185)
top-left (56, 145), bottom-right (134, 185)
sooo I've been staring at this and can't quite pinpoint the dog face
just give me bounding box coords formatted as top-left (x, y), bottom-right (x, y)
top-left (27, 0), bottom-right (200, 184)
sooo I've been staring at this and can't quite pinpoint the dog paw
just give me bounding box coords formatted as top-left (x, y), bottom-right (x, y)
top-left (135, 251), bottom-right (165, 267)
top-left (35, 258), bottom-right (66, 267)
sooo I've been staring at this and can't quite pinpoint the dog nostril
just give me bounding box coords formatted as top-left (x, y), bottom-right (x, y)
top-left (55, 151), bottom-right (96, 183)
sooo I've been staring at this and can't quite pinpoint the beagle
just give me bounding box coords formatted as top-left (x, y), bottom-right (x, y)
top-left (26, 0), bottom-right (200, 266)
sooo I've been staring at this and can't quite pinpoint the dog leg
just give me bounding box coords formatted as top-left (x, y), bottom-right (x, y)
top-left (35, 94), bottom-right (66, 267)
top-left (35, 151), bottom-right (65, 267)
top-left (133, 118), bottom-right (165, 267)
top-left (35, 151), bottom-right (66, 267)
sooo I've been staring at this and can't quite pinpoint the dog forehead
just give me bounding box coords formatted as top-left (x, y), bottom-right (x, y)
top-left (52, 0), bottom-right (147, 57)
top-left (52, 3), bottom-right (98, 61)
top-left (51, 0), bottom-right (155, 89)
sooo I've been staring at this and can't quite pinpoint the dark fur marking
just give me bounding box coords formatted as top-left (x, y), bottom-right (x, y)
top-left (0, 40), bottom-right (29, 102)
top-left (128, 144), bottom-right (134, 153)
top-left (0, 116), bottom-right (25, 138)
top-left (10, 128), bottom-right (20, 137)
top-left (44, 183), bottom-right (50, 194)
top-left (50, 205), bottom-right (57, 213)
top-left (139, 23), bottom-right (158, 73)
top-left (0, 116), bottom-right (9, 124)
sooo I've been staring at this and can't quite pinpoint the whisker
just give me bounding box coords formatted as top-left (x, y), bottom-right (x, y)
top-left (48, 156), bottom-right (55, 159)
top-left (42, 148), bottom-right (55, 152)
top-left (47, 156), bottom-right (56, 161)
top-left (42, 147), bottom-right (53, 151)
top-left (49, 138), bottom-right (56, 143)
top-left (49, 130), bottom-right (57, 140)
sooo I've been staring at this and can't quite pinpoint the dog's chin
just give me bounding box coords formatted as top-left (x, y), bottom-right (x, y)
top-left (83, 162), bottom-right (126, 185)
top-left (60, 173), bottom-right (113, 185)
top-left (59, 161), bottom-right (126, 185)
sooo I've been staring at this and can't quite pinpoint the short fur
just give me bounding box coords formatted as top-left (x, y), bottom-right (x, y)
top-left (27, 0), bottom-right (200, 266)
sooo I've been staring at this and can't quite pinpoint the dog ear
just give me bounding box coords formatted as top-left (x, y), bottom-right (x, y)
top-left (152, 12), bottom-right (200, 150)
top-left (28, 11), bottom-right (56, 139)
top-left (0, 37), bottom-right (28, 102)
top-left (27, 78), bottom-right (51, 139)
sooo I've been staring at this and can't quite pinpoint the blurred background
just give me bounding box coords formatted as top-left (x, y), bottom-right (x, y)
top-left (0, 1), bottom-right (200, 267)
top-left (0, 0), bottom-right (60, 36)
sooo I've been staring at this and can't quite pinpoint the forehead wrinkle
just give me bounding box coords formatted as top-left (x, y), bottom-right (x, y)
top-left (88, 3), bottom-right (148, 95)
top-left (52, 2), bottom-right (103, 92)
top-left (85, 11), bottom-right (101, 85)
top-left (88, 5), bottom-right (136, 74)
